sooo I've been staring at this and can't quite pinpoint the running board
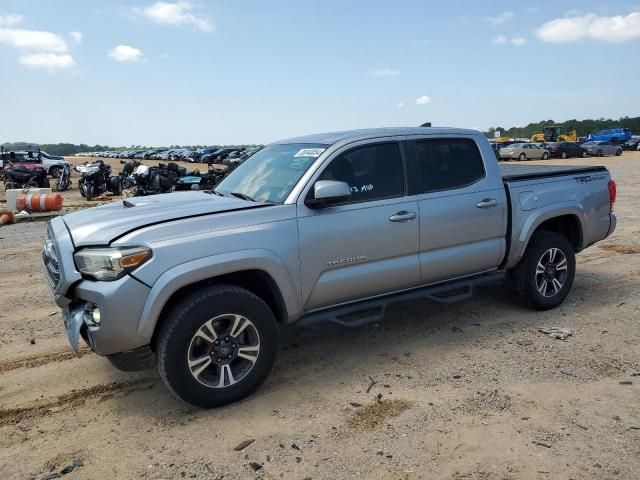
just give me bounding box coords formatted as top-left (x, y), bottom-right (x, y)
top-left (296, 271), bottom-right (505, 329)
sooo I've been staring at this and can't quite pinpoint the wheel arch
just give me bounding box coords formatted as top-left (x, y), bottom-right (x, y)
top-left (136, 251), bottom-right (300, 348)
top-left (534, 214), bottom-right (583, 252)
top-left (149, 268), bottom-right (288, 351)
top-left (508, 207), bottom-right (586, 268)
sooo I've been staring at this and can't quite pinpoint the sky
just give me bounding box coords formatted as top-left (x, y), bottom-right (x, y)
top-left (1, 1), bottom-right (639, 146)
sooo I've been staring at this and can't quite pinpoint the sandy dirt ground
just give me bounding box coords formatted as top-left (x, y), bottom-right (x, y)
top-left (0, 153), bottom-right (639, 480)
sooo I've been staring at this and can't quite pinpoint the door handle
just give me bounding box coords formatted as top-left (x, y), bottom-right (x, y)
top-left (389, 211), bottom-right (417, 222)
top-left (476, 198), bottom-right (499, 209)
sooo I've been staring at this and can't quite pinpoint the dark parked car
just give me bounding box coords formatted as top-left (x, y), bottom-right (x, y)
top-left (621, 138), bottom-right (640, 151)
top-left (546, 142), bottom-right (588, 159)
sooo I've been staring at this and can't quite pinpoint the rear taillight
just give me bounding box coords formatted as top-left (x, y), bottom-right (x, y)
top-left (608, 179), bottom-right (617, 211)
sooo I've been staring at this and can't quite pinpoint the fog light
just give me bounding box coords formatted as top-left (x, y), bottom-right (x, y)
top-left (91, 307), bottom-right (101, 325)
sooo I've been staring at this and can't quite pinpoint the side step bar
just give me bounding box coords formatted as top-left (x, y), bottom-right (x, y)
top-left (296, 271), bottom-right (505, 329)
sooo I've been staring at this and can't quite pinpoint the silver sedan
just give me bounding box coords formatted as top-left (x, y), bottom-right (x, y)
top-left (580, 141), bottom-right (623, 157)
top-left (499, 143), bottom-right (550, 161)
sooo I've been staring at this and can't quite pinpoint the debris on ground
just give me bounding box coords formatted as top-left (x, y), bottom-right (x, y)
top-left (516, 339), bottom-right (533, 347)
top-left (233, 439), bottom-right (255, 451)
top-left (39, 458), bottom-right (84, 479)
top-left (538, 327), bottom-right (572, 340)
top-left (531, 440), bottom-right (552, 448)
top-left (366, 376), bottom-right (378, 393)
top-left (619, 380), bottom-right (633, 385)
top-left (248, 462), bottom-right (262, 471)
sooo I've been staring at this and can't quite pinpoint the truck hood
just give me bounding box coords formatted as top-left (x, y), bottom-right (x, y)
top-left (62, 191), bottom-right (266, 246)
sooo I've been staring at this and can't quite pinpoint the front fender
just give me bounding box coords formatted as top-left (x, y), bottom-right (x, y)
top-left (136, 249), bottom-right (302, 344)
top-left (507, 202), bottom-right (586, 269)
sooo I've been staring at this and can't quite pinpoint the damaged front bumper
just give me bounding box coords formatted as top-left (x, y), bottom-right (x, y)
top-left (62, 305), bottom-right (86, 356)
top-left (43, 217), bottom-right (154, 358)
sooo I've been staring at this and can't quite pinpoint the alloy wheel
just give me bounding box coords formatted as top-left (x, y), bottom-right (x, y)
top-left (535, 248), bottom-right (568, 298)
top-left (187, 313), bottom-right (261, 388)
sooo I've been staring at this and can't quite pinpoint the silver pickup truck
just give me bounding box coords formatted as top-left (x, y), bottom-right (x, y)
top-left (42, 127), bottom-right (617, 407)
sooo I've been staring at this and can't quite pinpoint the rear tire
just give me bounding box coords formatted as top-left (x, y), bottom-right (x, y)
top-left (542, 152), bottom-right (549, 160)
top-left (581, 150), bottom-right (588, 158)
top-left (561, 151), bottom-right (567, 159)
top-left (510, 231), bottom-right (576, 311)
top-left (615, 149), bottom-right (622, 156)
top-left (156, 285), bottom-right (278, 408)
top-left (519, 153), bottom-right (526, 161)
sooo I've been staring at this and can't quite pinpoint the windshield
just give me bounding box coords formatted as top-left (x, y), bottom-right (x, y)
top-left (214, 143), bottom-right (328, 204)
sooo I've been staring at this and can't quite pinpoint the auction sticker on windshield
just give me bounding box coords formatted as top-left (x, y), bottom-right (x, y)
top-left (294, 148), bottom-right (325, 158)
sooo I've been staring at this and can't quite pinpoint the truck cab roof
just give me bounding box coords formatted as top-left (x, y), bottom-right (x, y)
top-left (275, 127), bottom-right (480, 146)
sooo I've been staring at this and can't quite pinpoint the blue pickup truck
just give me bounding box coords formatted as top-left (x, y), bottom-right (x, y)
top-left (585, 128), bottom-right (632, 144)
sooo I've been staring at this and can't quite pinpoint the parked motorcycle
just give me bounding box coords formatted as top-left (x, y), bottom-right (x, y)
top-left (75, 161), bottom-right (121, 200)
top-left (174, 164), bottom-right (226, 191)
top-left (118, 159), bottom-right (141, 190)
top-left (128, 162), bottom-right (179, 197)
top-left (55, 162), bottom-right (72, 192)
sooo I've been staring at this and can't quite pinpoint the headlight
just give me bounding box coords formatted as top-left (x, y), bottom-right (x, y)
top-left (74, 246), bottom-right (151, 281)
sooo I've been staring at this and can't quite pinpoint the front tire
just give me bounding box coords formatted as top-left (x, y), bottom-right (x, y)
top-left (542, 152), bottom-right (549, 160)
top-left (156, 285), bottom-right (279, 408)
top-left (581, 150), bottom-right (588, 158)
top-left (561, 151), bottom-right (567, 159)
top-left (510, 231), bottom-right (576, 311)
top-left (519, 153), bottom-right (526, 161)
top-left (84, 183), bottom-right (95, 200)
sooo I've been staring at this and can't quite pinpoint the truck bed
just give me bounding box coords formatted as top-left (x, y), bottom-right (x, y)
top-left (500, 163), bottom-right (607, 182)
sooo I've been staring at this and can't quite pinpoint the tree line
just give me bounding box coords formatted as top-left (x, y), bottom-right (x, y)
top-left (484, 116), bottom-right (640, 139)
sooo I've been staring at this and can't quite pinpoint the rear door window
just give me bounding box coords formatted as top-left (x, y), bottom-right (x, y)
top-left (413, 138), bottom-right (485, 193)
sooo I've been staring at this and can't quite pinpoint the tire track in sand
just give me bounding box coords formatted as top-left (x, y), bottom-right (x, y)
top-left (0, 348), bottom-right (92, 374)
top-left (0, 379), bottom-right (154, 426)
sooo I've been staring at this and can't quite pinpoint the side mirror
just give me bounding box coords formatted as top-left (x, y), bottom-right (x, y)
top-left (306, 180), bottom-right (351, 208)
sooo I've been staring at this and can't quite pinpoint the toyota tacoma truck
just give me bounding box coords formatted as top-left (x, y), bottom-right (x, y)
top-left (42, 127), bottom-right (617, 407)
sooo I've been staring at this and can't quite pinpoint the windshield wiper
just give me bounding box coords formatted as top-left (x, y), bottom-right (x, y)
top-left (230, 191), bottom-right (256, 202)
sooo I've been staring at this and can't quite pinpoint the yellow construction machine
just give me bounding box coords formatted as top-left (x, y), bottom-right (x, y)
top-left (531, 126), bottom-right (578, 143)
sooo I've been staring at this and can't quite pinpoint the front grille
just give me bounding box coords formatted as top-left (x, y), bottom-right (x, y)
top-left (42, 227), bottom-right (60, 291)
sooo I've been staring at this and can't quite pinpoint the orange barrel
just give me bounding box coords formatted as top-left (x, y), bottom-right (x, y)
top-left (0, 210), bottom-right (15, 225)
top-left (16, 193), bottom-right (63, 212)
